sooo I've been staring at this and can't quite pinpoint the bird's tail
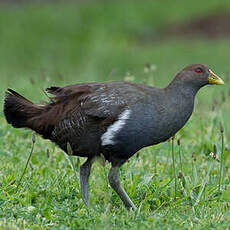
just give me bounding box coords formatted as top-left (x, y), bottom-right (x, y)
top-left (3, 89), bottom-right (52, 137)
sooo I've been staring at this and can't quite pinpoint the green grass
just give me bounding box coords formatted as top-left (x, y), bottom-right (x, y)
top-left (0, 0), bottom-right (230, 229)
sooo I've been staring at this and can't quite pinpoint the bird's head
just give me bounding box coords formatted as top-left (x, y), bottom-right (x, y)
top-left (172, 64), bottom-right (224, 90)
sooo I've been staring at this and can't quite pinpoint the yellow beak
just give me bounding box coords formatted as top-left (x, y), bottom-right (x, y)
top-left (208, 69), bottom-right (224, 85)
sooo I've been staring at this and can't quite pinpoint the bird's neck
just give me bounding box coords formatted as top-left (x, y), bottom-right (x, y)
top-left (153, 81), bottom-right (198, 139)
top-left (165, 79), bottom-right (200, 99)
top-left (164, 81), bottom-right (197, 117)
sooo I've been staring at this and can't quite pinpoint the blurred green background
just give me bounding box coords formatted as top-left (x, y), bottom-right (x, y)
top-left (0, 0), bottom-right (230, 229)
top-left (0, 0), bottom-right (230, 100)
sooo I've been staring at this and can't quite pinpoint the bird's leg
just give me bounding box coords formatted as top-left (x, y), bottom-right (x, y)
top-left (108, 166), bottom-right (137, 210)
top-left (80, 158), bottom-right (93, 206)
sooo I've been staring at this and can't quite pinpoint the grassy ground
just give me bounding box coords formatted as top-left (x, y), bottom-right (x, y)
top-left (0, 0), bottom-right (230, 229)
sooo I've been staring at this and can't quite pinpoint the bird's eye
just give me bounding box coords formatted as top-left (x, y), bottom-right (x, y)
top-left (195, 68), bottom-right (203, 74)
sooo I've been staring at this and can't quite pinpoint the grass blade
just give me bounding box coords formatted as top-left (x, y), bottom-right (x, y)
top-left (16, 132), bottom-right (36, 191)
top-left (171, 136), bottom-right (177, 200)
top-left (218, 121), bottom-right (224, 196)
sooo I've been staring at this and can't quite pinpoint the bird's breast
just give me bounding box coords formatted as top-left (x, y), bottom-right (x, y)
top-left (101, 97), bottom-right (194, 158)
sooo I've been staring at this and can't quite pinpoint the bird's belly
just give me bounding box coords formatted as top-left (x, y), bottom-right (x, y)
top-left (51, 115), bottom-right (104, 157)
top-left (102, 104), bottom-right (192, 159)
top-left (104, 121), bottom-right (180, 159)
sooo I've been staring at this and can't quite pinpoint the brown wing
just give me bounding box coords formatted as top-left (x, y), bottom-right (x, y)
top-left (46, 83), bottom-right (125, 156)
top-left (46, 81), bottom-right (152, 121)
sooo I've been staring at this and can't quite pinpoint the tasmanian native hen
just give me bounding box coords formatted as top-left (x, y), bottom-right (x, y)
top-left (3, 64), bottom-right (224, 209)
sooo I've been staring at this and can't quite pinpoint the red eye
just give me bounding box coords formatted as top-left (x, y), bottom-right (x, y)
top-left (195, 68), bottom-right (203, 74)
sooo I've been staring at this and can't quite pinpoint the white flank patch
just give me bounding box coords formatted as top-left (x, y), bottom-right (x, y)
top-left (101, 109), bottom-right (131, 146)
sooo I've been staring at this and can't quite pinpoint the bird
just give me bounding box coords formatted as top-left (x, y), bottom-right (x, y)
top-left (3, 64), bottom-right (224, 210)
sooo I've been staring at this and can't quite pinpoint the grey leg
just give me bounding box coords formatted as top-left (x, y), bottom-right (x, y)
top-left (80, 158), bottom-right (93, 206)
top-left (108, 166), bottom-right (137, 210)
